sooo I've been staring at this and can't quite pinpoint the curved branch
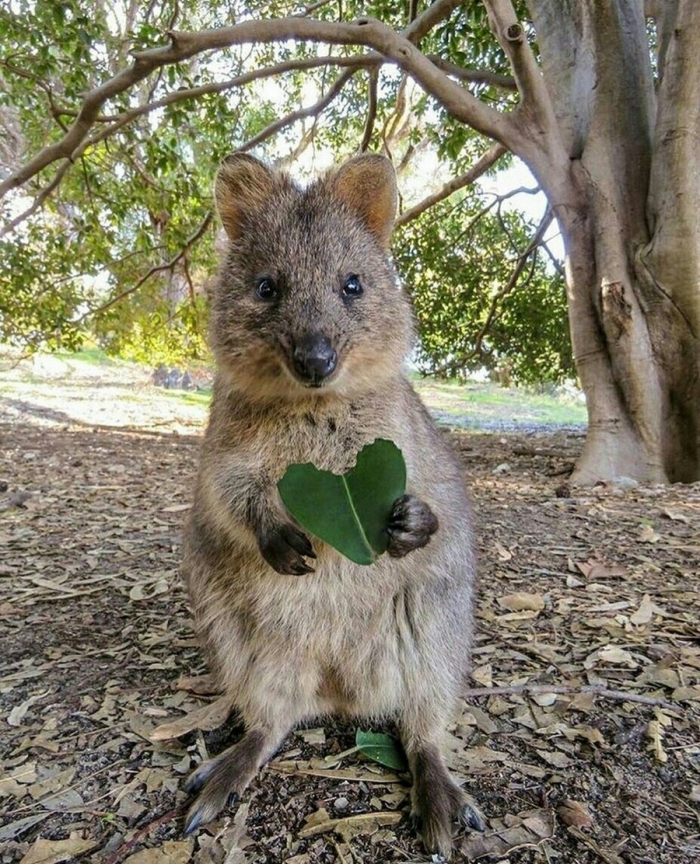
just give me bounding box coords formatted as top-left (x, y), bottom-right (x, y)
top-left (2, 57), bottom-right (373, 233)
top-left (396, 142), bottom-right (508, 226)
top-left (1, 16), bottom-right (512, 200)
top-left (0, 163), bottom-right (71, 238)
top-left (447, 207), bottom-right (554, 371)
top-left (360, 67), bottom-right (379, 152)
top-left (76, 211), bottom-right (213, 323)
top-left (404, 0), bottom-right (464, 44)
top-left (427, 55), bottom-right (517, 91)
top-left (241, 67), bottom-right (358, 153)
top-left (482, 0), bottom-right (561, 153)
top-left (91, 54), bottom-right (376, 124)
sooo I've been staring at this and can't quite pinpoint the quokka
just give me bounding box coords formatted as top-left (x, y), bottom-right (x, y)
top-left (181, 152), bottom-right (482, 857)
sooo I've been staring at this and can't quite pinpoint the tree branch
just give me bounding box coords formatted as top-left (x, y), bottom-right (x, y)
top-left (76, 212), bottom-right (213, 323)
top-left (427, 55), bottom-right (517, 91)
top-left (483, 0), bottom-right (546, 107)
top-left (1, 57), bottom-right (373, 232)
top-left (360, 67), bottom-right (379, 152)
top-left (1, 15), bottom-right (512, 201)
top-left (240, 67), bottom-right (358, 153)
top-left (0, 162), bottom-right (71, 238)
top-left (396, 142), bottom-right (508, 226)
top-left (404, 0), bottom-right (464, 44)
top-left (447, 207), bottom-right (554, 371)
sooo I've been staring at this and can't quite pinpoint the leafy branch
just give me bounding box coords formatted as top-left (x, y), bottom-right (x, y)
top-left (1, 3), bottom-right (532, 205)
top-left (396, 142), bottom-right (508, 227)
top-left (443, 206), bottom-right (555, 373)
top-left (75, 211), bottom-right (214, 324)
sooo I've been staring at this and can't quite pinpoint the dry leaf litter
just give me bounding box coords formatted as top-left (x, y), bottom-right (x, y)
top-left (0, 356), bottom-right (698, 863)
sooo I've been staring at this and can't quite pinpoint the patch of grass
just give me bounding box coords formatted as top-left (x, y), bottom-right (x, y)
top-left (160, 389), bottom-right (212, 407)
top-left (413, 377), bottom-right (587, 428)
top-left (54, 347), bottom-right (122, 366)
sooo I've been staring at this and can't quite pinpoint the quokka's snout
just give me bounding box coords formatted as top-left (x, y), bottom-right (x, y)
top-left (181, 152), bottom-right (483, 858)
top-left (290, 332), bottom-right (338, 385)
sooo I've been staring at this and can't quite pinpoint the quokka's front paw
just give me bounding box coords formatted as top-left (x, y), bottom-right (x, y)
top-left (258, 522), bottom-right (316, 575)
top-left (386, 494), bottom-right (438, 558)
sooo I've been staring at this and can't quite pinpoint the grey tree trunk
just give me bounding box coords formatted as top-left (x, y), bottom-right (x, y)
top-left (517, 0), bottom-right (700, 483)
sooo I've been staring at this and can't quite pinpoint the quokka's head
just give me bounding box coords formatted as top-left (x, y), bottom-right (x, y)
top-left (210, 153), bottom-right (413, 402)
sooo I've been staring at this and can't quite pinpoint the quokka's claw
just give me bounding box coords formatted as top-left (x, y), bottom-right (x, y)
top-left (459, 800), bottom-right (486, 832)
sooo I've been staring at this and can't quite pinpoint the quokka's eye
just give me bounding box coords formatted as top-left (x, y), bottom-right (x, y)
top-left (255, 277), bottom-right (278, 301)
top-left (342, 275), bottom-right (363, 298)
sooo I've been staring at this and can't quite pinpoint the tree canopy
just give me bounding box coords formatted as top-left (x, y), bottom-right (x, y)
top-left (0, 0), bottom-right (567, 382)
top-left (2, 0), bottom-right (699, 484)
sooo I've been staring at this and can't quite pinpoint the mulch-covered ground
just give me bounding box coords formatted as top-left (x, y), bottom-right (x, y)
top-left (1, 374), bottom-right (699, 864)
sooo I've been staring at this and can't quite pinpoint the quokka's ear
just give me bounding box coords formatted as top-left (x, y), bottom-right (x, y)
top-left (328, 154), bottom-right (397, 249)
top-left (214, 153), bottom-right (277, 240)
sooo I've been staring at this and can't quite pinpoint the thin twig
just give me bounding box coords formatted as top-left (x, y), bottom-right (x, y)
top-left (427, 54), bottom-right (517, 90)
top-left (463, 682), bottom-right (679, 712)
top-left (102, 806), bottom-right (184, 864)
top-left (241, 67), bottom-right (358, 153)
top-left (360, 66), bottom-right (379, 152)
top-left (396, 142), bottom-right (507, 226)
top-left (0, 162), bottom-right (71, 237)
top-left (76, 211), bottom-right (213, 323)
top-left (445, 207), bottom-right (553, 372)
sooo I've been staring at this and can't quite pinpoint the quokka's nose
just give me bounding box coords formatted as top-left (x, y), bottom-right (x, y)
top-left (292, 335), bottom-right (338, 385)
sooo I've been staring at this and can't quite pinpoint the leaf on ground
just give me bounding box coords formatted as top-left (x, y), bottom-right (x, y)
top-left (0, 760), bottom-right (37, 797)
top-left (470, 664), bottom-right (492, 687)
top-left (0, 813), bottom-right (48, 842)
top-left (299, 810), bottom-right (402, 841)
top-left (277, 438), bottom-right (406, 565)
top-left (296, 727), bottom-right (326, 747)
top-left (150, 693), bottom-right (236, 740)
top-left (174, 674), bottom-right (220, 695)
top-left (355, 730), bottom-right (408, 771)
top-left (629, 594), bottom-right (655, 625)
top-left (121, 839), bottom-right (194, 863)
top-left (27, 766), bottom-right (75, 801)
top-left (8, 689), bottom-right (50, 727)
top-left (576, 559), bottom-right (627, 580)
top-left (639, 523), bottom-right (660, 543)
top-left (493, 541), bottom-right (513, 561)
top-left (459, 704), bottom-right (498, 734)
top-left (538, 749), bottom-right (573, 769)
top-left (19, 833), bottom-right (98, 864)
top-left (557, 799), bottom-right (594, 828)
top-left (458, 808), bottom-right (554, 858)
top-left (584, 645), bottom-right (639, 669)
top-left (497, 592), bottom-right (545, 612)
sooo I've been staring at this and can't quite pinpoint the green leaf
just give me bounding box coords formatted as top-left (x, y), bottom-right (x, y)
top-left (277, 438), bottom-right (406, 565)
top-left (355, 730), bottom-right (408, 771)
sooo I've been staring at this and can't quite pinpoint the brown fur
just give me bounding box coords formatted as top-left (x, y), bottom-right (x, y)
top-left (181, 153), bottom-right (481, 856)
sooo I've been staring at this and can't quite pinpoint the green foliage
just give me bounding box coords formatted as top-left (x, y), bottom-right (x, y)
top-left (1, 0), bottom-right (569, 382)
top-left (355, 730), bottom-right (408, 771)
top-left (394, 194), bottom-right (574, 385)
top-left (277, 439), bottom-right (406, 566)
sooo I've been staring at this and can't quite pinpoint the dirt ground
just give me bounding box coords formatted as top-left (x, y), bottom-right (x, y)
top-left (1, 357), bottom-right (698, 864)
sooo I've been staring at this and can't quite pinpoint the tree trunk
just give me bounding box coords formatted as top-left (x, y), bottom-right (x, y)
top-left (522, 0), bottom-right (700, 484)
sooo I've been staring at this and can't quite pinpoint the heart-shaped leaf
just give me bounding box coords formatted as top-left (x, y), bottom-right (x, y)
top-left (355, 729), bottom-right (408, 771)
top-left (277, 438), bottom-right (406, 565)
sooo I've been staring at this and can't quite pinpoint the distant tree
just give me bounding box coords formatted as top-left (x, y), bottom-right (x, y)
top-left (2, 1), bottom-right (698, 485)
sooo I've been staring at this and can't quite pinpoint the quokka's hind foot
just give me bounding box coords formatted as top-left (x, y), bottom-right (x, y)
top-left (184, 728), bottom-right (274, 835)
top-left (409, 743), bottom-right (485, 859)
